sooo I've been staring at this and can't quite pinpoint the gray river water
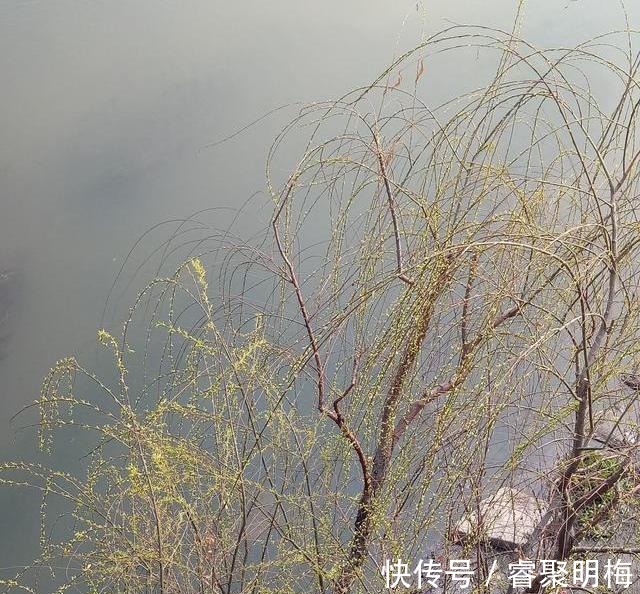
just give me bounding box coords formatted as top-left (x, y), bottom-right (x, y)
top-left (0, 0), bottom-right (636, 577)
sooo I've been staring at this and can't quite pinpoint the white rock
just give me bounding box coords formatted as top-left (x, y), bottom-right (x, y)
top-left (453, 487), bottom-right (547, 550)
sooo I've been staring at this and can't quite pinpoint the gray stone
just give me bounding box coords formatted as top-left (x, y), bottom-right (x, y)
top-left (453, 487), bottom-right (547, 550)
top-left (592, 413), bottom-right (638, 448)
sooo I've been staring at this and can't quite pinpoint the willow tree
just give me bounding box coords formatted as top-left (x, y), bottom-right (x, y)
top-left (4, 25), bottom-right (640, 594)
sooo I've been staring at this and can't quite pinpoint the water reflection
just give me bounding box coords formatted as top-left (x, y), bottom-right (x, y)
top-left (1, 0), bottom-right (640, 580)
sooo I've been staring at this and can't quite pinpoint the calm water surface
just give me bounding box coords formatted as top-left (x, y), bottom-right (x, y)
top-left (0, 0), bottom-right (635, 573)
